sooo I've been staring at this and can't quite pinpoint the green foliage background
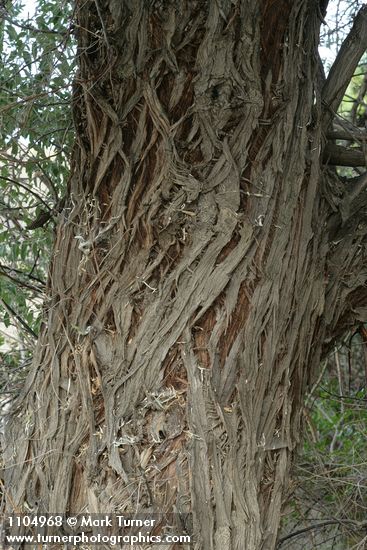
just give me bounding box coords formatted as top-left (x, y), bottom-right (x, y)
top-left (0, 0), bottom-right (75, 377)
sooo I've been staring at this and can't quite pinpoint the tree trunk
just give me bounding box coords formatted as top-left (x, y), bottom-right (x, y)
top-left (3, 1), bottom-right (367, 549)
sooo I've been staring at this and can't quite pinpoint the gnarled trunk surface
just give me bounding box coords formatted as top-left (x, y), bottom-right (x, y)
top-left (3, 1), bottom-right (367, 549)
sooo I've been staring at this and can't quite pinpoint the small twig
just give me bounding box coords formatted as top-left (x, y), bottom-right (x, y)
top-left (334, 346), bottom-right (344, 415)
top-left (0, 263), bottom-right (45, 286)
top-left (305, 360), bottom-right (328, 406)
top-left (0, 10), bottom-right (66, 35)
top-left (277, 519), bottom-right (367, 547)
top-left (93, 0), bottom-right (111, 49)
top-left (0, 175), bottom-right (51, 211)
top-left (0, 298), bottom-right (38, 339)
top-left (28, 250), bottom-right (41, 278)
top-left (0, 86), bottom-right (66, 114)
top-left (318, 386), bottom-right (366, 402)
top-left (0, 267), bottom-right (44, 294)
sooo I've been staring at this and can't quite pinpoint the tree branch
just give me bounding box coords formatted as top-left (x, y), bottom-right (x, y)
top-left (0, 298), bottom-right (38, 339)
top-left (0, 263), bottom-right (46, 286)
top-left (318, 386), bottom-right (367, 402)
top-left (318, 0), bottom-right (328, 23)
top-left (0, 7), bottom-right (66, 35)
top-left (277, 519), bottom-right (367, 548)
top-left (327, 129), bottom-right (367, 142)
top-left (27, 195), bottom-right (66, 230)
top-left (0, 266), bottom-right (44, 294)
top-left (323, 143), bottom-right (366, 167)
top-left (0, 175), bottom-right (51, 211)
top-left (319, 0), bottom-right (329, 19)
top-left (322, 5), bottom-right (367, 130)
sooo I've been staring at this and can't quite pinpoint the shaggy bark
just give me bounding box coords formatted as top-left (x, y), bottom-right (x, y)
top-left (3, 1), bottom-right (367, 549)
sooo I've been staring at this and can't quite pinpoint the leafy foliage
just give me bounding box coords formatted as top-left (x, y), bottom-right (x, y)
top-left (339, 59), bottom-right (367, 126)
top-left (280, 344), bottom-right (367, 549)
top-left (0, 0), bottom-right (75, 375)
top-left (319, 0), bottom-right (365, 72)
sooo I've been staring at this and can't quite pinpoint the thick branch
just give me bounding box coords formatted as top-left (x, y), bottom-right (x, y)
top-left (319, 0), bottom-right (329, 19)
top-left (322, 5), bottom-right (367, 129)
top-left (27, 195), bottom-right (66, 229)
top-left (327, 129), bottom-right (367, 142)
top-left (323, 143), bottom-right (366, 167)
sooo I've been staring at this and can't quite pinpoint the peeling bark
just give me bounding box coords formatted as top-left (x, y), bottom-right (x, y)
top-left (3, 2), bottom-right (367, 549)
